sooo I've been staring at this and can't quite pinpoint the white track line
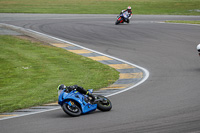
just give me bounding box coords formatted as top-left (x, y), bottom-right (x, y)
top-left (0, 107), bottom-right (61, 121)
top-left (158, 21), bottom-right (200, 26)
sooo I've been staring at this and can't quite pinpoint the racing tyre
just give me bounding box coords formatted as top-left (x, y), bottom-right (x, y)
top-left (115, 20), bottom-right (120, 25)
top-left (62, 101), bottom-right (81, 117)
top-left (97, 95), bottom-right (112, 111)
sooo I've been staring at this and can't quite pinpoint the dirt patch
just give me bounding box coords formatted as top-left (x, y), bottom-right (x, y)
top-left (14, 35), bottom-right (51, 46)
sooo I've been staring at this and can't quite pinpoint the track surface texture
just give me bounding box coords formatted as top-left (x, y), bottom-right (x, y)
top-left (1, 14), bottom-right (200, 133)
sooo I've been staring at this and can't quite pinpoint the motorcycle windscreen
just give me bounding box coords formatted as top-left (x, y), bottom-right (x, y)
top-left (58, 90), bottom-right (63, 96)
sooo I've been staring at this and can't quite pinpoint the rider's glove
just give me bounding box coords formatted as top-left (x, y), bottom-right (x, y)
top-left (86, 91), bottom-right (91, 95)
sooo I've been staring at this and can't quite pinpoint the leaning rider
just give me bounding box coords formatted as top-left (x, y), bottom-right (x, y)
top-left (119, 6), bottom-right (133, 23)
top-left (57, 84), bottom-right (95, 103)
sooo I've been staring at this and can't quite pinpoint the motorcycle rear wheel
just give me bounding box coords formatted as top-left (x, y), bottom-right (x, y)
top-left (62, 101), bottom-right (82, 117)
top-left (97, 95), bottom-right (112, 111)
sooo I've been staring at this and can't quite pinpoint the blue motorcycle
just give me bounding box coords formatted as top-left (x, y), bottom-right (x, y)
top-left (58, 88), bottom-right (112, 116)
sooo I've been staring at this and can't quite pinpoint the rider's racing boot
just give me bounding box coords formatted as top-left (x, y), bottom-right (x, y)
top-left (86, 91), bottom-right (96, 104)
top-left (127, 19), bottom-right (130, 23)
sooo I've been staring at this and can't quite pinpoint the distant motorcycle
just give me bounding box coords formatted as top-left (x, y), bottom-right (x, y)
top-left (58, 89), bottom-right (112, 116)
top-left (115, 11), bottom-right (130, 25)
top-left (197, 44), bottom-right (200, 56)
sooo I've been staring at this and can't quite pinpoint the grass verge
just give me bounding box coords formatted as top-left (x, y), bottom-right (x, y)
top-left (165, 20), bottom-right (200, 24)
top-left (0, 35), bottom-right (119, 113)
top-left (0, 0), bottom-right (199, 15)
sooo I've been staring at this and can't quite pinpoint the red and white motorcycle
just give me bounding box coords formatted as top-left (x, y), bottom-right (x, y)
top-left (115, 11), bottom-right (130, 25)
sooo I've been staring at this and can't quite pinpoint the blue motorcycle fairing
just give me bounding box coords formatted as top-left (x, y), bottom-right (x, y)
top-left (58, 90), bottom-right (97, 114)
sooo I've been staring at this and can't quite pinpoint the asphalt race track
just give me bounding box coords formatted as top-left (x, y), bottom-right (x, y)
top-left (1, 14), bottom-right (200, 133)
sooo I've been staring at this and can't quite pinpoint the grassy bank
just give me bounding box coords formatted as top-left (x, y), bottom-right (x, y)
top-left (165, 20), bottom-right (200, 24)
top-left (0, 0), bottom-right (200, 15)
top-left (0, 35), bottom-right (119, 113)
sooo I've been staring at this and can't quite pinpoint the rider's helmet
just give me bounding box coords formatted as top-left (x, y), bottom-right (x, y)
top-left (57, 84), bottom-right (66, 90)
top-left (127, 6), bottom-right (132, 13)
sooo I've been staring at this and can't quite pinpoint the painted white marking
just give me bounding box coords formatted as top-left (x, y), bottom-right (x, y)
top-left (158, 21), bottom-right (200, 26)
top-left (0, 107), bottom-right (61, 121)
top-left (0, 23), bottom-right (150, 120)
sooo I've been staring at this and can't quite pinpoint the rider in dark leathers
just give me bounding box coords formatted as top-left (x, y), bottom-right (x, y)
top-left (57, 84), bottom-right (95, 103)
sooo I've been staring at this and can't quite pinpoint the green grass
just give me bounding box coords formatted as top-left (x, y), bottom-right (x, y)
top-left (165, 20), bottom-right (200, 24)
top-left (0, 35), bottom-right (119, 113)
top-left (0, 0), bottom-right (199, 15)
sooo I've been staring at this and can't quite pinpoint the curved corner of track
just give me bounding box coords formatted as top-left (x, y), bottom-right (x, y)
top-left (0, 23), bottom-right (149, 120)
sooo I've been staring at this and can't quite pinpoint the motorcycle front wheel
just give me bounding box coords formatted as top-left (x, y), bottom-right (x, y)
top-left (115, 20), bottom-right (120, 25)
top-left (62, 100), bottom-right (82, 117)
top-left (97, 95), bottom-right (112, 111)
top-left (115, 17), bottom-right (123, 25)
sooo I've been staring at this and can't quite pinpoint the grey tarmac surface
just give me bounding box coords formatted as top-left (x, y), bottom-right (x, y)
top-left (1, 14), bottom-right (200, 133)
